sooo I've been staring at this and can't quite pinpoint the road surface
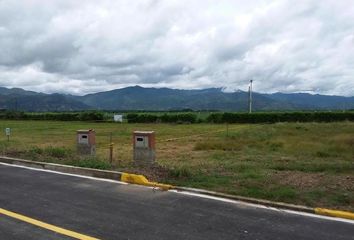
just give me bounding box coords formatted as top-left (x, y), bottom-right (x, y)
top-left (0, 163), bottom-right (353, 240)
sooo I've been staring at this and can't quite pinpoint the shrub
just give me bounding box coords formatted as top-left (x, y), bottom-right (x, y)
top-left (44, 146), bottom-right (71, 158)
top-left (205, 112), bottom-right (354, 124)
top-left (126, 113), bottom-right (139, 123)
top-left (168, 166), bottom-right (192, 178)
top-left (0, 111), bottom-right (104, 121)
top-left (29, 146), bottom-right (43, 155)
top-left (79, 111), bottom-right (104, 121)
top-left (67, 157), bottom-right (111, 170)
top-left (127, 113), bottom-right (198, 123)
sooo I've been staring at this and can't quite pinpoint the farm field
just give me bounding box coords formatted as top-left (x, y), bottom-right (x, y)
top-left (0, 120), bottom-right (353, 211)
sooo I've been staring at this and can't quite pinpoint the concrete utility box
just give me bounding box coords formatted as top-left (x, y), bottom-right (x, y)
top-left (77, 129), bottom-right (96, 155)
top-left (133, 131), bottom-right (155, 165)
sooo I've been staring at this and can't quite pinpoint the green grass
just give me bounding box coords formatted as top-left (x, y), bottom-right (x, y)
top-left (0, 120), bottom-right (353, 211)
top-left (66, 157), bottom-right (112, 170)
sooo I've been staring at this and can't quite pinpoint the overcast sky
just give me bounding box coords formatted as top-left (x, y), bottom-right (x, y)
top-left (0, 0), bottom-right (353, 96)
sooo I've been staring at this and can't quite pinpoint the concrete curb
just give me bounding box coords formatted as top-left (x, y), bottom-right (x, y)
top-left (0, 156), bottom-right (172, 190)
top-left (174, 186), bottom-right (315, 213)
top-left (0, 156), bottom-right (353, 220)
top-left (173, 189), bottom-right (354, 221)
top-left (0, 156), bottom-right (124, 180)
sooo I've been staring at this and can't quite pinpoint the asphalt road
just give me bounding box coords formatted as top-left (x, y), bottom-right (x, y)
top-left (0, 163), bottom-right (353, 240)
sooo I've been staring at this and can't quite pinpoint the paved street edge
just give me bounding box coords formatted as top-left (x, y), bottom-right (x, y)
top-left (0, 156), bottom-right (353, 221)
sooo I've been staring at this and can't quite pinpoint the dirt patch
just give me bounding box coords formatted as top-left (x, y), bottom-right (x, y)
top-left (3, 149), bottom-right (27, 158)
top-left (272, 170), bottom-right (354, 191)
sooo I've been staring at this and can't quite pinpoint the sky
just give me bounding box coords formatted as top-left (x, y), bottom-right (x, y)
top-left (0, 0), bottom-right (353, 96)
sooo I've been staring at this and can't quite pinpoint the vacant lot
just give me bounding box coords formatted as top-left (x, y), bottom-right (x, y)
top-left (0, 120), bottom-right (353, 211)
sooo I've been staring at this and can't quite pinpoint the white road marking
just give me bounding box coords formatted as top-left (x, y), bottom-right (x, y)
top-left (0, 162), bottom-right (127, 185)
top-left (1, 162), bottom-right (353, 224)
top-left (170, 190), bottom-right (354, 224)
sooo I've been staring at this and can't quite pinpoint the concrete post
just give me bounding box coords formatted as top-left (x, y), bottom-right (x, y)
top-left (133, 131), bottom-right (155, 166)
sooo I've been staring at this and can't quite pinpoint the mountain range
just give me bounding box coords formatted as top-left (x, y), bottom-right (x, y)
top-left (0, 86), bottom-right (353, 112)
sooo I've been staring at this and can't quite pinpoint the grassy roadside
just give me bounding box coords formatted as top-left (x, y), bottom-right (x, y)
top-left (0, 120), bottom-right (353, 211)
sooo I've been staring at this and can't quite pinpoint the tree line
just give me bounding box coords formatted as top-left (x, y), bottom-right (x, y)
top-left (0, 110), bottom-right (353, 123)
top-left (0, 111), bottom-right (104, 121)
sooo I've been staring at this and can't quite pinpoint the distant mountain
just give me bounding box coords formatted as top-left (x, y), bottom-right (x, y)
top-left (0, 88), bottom-right (90, 111)
top-left (0, 87), bottom-right (39, 96)
top-left (266, 92), bottom-right (354, 110)
top-left (0, 86), bottom-right (353, 111)
top-left (78, 86), bottom-right (295, 111)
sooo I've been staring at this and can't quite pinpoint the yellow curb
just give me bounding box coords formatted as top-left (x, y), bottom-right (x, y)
top-left (315, 208), bottom-right (354, 220)
top-left (121, 173), bottom-right (173, 191)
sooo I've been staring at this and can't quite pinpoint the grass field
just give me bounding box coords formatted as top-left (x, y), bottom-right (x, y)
top-left (0, 120), bottom-right (353, 211)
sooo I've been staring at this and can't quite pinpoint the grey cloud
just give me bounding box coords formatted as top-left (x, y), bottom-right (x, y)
top-left (0, 0), bottom-right (353, 96)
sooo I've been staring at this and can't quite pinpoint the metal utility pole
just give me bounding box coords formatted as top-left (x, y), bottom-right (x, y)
top-left (248, 80), bottom-right (253, 113)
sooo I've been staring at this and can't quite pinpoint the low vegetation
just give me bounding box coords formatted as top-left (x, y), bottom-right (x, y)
top-left (0, 120), bottom-right (353, 211)
top-left (1, 110), bottom-right (354, 124)
top-left (207, 112), bottom-right (354, 123)
top-left (0, 111), bottom-right (105, 121)
top-left (127, 111), bottom-right (354, 123)
top-left (126, 113), bottom-right (198, 123)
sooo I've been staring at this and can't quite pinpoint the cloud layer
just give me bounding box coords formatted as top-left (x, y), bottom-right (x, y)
top-left (0, 0), bottom-right (353, 96)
